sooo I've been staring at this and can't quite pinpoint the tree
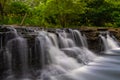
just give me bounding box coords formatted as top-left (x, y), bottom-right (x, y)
top-left (39, 0), bottom-right (86, 27)
top-left (0, 0), bottom-right (11, 22)
top-left (81, 0), bottom-right (120, 27)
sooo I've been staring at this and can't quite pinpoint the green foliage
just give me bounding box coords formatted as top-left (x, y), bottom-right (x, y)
top-left (9, 1), bottom-right (29, 14)
top-left (0, 0), bottom-right (120, 27)
top-left (39, 0), bottom-right (86, 27)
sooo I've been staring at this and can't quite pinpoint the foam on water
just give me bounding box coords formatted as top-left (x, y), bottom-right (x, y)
top-left (0, 28), bottom-right (97, 80)
top-left (100, 33), bottom-right (120, 54)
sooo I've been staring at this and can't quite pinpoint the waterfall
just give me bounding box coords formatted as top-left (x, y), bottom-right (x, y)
top-left (0, 27), bottom-right (96, 80)
top-left (2, 29), bottom-right (30, 80)
top-left (48, 33), bottom-right (59, 48)
top-left (1, 27), bottom-right (120, 80)
top-left (34, 31), bottom-right (53, 69)
top-left (99, 34), bottom-right (109, 51)
top-left (67, 29), bottom-right (88, 47)
top-left (100, 32), bottom-right (120, 54)
top-left (35, 29), bottom-right (96, 80)
top-left (106, 34), bottom-right (119, 49)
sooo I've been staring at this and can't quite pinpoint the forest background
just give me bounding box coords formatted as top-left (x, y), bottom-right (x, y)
top-left (0, 0), bottom-right (120, 28)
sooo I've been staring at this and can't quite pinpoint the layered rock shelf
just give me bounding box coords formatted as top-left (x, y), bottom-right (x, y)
top-left (0, 25), bottom-right (120, 53)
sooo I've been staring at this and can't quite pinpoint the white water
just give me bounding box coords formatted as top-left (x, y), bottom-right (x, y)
top-left (35, 30), bottom-right (96, 80)
top-left (48, 33), bottom-right (59, 48)
top-left (100, 33), bottom-right (120, 54)
top-left (2, 28), bottom-right (120, 80)
top-left (106, 34), bottom-right (119, 49)
top-left (1, 28), bottom-right (96, 80)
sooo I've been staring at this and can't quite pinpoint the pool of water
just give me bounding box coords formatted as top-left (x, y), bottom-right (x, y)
top-left (58, 54), bottom-right (120, 80)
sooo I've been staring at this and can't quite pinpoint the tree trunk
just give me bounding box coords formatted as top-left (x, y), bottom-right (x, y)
top-left (20, 13), bottom-right (27, 26)
top-left (0, 3), bottom-right (4, 21)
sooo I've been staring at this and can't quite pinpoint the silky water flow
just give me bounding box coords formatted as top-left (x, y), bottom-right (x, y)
top-left (1, 28), bottom-right (120, 80)
top-left (100, 32), bottom-right (120, 54)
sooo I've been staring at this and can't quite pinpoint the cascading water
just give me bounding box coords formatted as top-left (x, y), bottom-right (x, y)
top-left (106, 34), bottom-right (119, 49)
top-left (0, 27), bottom-right (98, 80)
top-left (1, 28), bottom-right (31, 80)
top-left (67, 29), bottom-right (88, 47)
top-left (1, 27), bottom-right (120, 80)
top-left (100, 32), bottom-right (120, 54)
top-left (35, 29), bottom-right (96, 80)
